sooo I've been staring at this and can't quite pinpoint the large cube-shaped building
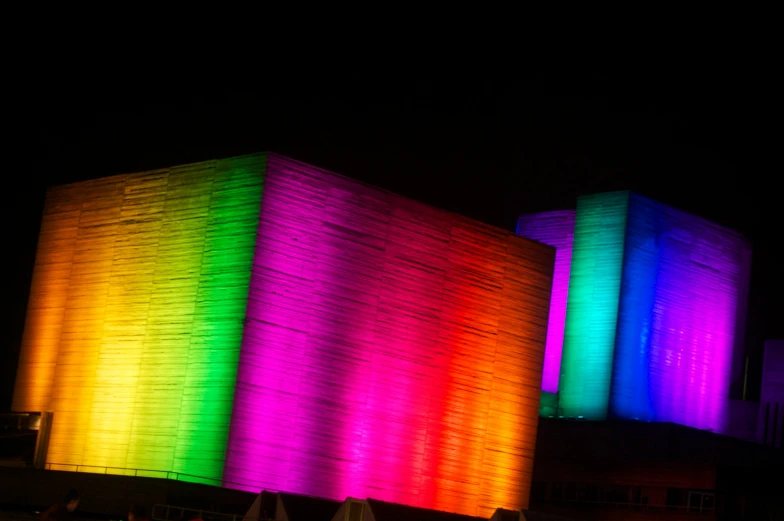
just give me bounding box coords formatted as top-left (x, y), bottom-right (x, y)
top-left (518, 191), bottom-right (751, 433)
top-left (13, 153), bottom-right (555, 517)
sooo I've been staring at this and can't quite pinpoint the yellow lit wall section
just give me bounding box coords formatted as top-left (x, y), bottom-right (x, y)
top-left (12, 155), bottom-right (265, 483)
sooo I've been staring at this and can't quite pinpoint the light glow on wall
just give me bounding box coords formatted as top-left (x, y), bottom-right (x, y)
top-left (15, 153), bottom-right (554, 517)
top-left (13, 155), bottom-right (265, 483)
top-left (223, 155), bottom-right (554, 517)
top-left (610, 194), bottom-right (748, 432)
top-left (517, 211), bottom-right (575, 393)
top-left (522, 192), bottom-right (750, 432)
top-left (558, 192), bottom-right (629, 420)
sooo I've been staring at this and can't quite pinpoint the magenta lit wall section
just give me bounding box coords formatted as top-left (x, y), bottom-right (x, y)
top-left (223, 155), bottom-right (554, 517)
top-left (516, 211), bottom-right (575, 393)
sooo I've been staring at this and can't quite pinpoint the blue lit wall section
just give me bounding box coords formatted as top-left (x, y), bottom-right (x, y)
top-left (610, 195), bottom-right (660, 420)
top-left (609, 194), bottom-right (749, 432)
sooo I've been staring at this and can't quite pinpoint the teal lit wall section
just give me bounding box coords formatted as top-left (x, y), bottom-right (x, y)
top-left (558, 192), bottom-right (629, 419)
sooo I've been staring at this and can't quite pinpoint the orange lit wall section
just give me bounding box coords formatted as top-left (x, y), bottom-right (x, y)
top-left (12, 155), bottom-right (264, 483)
top-left (13, 183), bottom-right (83, 411)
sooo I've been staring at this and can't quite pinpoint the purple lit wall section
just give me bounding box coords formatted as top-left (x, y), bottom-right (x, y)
top-left (223, 154), bottom-right (554, 517)
top-left (516, 211), bottom-right (575, 393)
top-left (758, 340), bottom-right (784, 447)
top-left (611, 194), bottom-right (751, 432)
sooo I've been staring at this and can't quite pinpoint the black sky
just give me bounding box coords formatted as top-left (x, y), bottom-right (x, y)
top-left (3, 77), bottom-right (781, 410)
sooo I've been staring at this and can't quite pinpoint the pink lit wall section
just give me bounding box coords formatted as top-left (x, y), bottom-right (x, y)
top-left (516, 211), bottom-right (575, 393)
top-left (224, 154), bottom-right (554, 517)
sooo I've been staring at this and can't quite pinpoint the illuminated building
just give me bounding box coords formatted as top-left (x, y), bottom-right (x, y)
top-left (12, 153), bottom-right (555, 517)
top-left (518, 192), bottom-right (751, 433)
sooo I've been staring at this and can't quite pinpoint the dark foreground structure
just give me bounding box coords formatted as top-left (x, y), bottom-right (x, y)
top-left (3, 417), bottom-right (783, 521)
top-left (529, 418), bottom-right (784, 520)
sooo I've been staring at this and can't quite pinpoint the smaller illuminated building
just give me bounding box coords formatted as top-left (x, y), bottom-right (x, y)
top-left (518, 191), bottom-right (751, 433)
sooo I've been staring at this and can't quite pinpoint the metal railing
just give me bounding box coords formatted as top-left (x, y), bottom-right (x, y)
top-left (43, 463), bottom-right (223, 486)
top-left (41, 463), bottom-right (269, 500)
top-left (40, 465), bottom-right (273, 521)
top-left (0, 413), bottom-right (40, 431)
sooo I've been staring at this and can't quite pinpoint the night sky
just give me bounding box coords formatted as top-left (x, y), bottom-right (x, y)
top-left (3, 78), bottom-right (781, 410)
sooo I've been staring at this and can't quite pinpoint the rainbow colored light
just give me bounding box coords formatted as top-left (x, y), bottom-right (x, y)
top-left (611, 193), bottom-right (748, 431)
top-left (14, 153), bottom-right (554, 517)
top-left (13, 156), bottom-right (265, 482)
top-left (517, 211), bottom-right (575, 394)
top-left (559, 193), bottom-right (630, 420)
top-left (223, 155), bottom-right (554, 517)
top-left (517, 192), bottom-right (750, 432)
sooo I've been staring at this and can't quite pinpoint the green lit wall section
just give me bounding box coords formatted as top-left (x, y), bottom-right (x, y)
top-left (12, 154), bottom-right (265, 483)
top-left (558, 192), bottom-right (629, 419)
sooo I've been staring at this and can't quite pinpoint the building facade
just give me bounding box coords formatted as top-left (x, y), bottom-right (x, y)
top-left (12, 153), bottom-right (555, 517)
top-left (518, 192), bottom-right (751, 433)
